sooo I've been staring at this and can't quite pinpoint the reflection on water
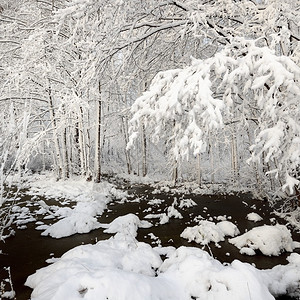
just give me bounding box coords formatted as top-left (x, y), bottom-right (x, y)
top-left (0, 183), bottom-right (299, 300)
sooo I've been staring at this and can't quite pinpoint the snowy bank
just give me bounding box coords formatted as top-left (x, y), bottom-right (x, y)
top-left (17, 173), bottom-right (127, 238)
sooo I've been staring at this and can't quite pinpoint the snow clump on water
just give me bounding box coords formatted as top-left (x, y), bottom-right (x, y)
top-left (180, 220), bottom-right (240, 245)
top-left (26, 214), bottom-right (300, 300)
top-left (229, 224), bottom-right (300, 256)
top-left (246, 212), bottom-right (263, 222)
top-left (102, 213), bottom-right (152, 238)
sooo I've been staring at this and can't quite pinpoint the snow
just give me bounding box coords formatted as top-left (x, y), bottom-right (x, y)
top-left (38, 198), bottom-right (109, 238)
top-left (1, 291), bottom-right (16, 299)
top-left (240, 247), bottom-right (256, 256)
top-left (246, 212), bottom-right (263, 222)
top-left (8, 173), bottom-right (130, 238)
top-left (25, 174), bottom-right (114, 202)
top-left (178, 198), bottom-right (197, 208)
top-left (181, 220), bottom-right (239, 245)
top-left (102, 213), bottom-right (152, 238)
top-left (166, 205), bottom-right (183, 219)
top-left (144, 200), bottom-right (183, 225)
top-left (25, 215), bottom-right (300, 300)
top-left (4, 174), bottom-right (300, 299)
top-left (262, 253), bottom-right (300, 298)
top-left (229, 224), bottom-right (300, 256)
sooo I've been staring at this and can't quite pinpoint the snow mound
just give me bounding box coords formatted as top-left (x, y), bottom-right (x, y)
top-left (159, 246), bottom-right (275, 300)
top-left (103, 214), bottom-right (152, 238)
top-left (25, 237), bottom-right (164, 300)
top-left (229, 224), bottom-right (299, 256)
top-left (181, 220), bottom-right (239, 245)
top-left (247, 212), bottom-right (263, 222)
top-left (25, 234), bottom-right (300, 300)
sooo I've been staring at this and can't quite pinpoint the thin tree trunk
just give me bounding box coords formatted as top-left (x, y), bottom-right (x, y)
top-left (208, 134), bottom-right (215, 184)
top-left (122, 116), bottom-right (132, 174)
top-left (231, 132), bottom-right (238, 184)
top-left (85, 111), bottom-right (92, 180)
top-left (172, 160), bottom-right (178, 185)
top-left (62, 127), bottom-right (69, 178)
top-left (141, 122), bottom-right (147, 177)
top-left (197, 153), bottom-right (201, 186)
top-left (94, 82), bottom-right (102, 183)
top-left (47, 83), bottom-right (63, 179)
top-left (61, 105), bottom-right (69, 178)
top-left (78, 107), bottom-right (86, 176)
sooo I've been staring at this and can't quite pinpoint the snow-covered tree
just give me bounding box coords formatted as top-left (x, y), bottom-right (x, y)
top-left (128, 37), bottom-right (300, 198)
top-left (0, 0), bottom-right (299, 194)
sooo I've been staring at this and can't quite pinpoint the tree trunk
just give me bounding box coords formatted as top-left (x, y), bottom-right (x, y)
top-left (61, 105), bottom-right (69, 178)
top-left (94, 82), bottom-right (102, 183)
top-left (141, 122), bottom-right (147, 177)
top-left (231, 132), bottom-right (238, 184)
top-left (172, 160), bottom-right (178, 185)
top-left (197, 154), bottom-right (202, 186)
top-left (122, 116), bottom-right (132, 174)
top-left (47, 83), bottom-right (63, 180)
top-left (78, 106), bottom-right (87, 176)
top-left (208, 135), bottom-right (215, 184)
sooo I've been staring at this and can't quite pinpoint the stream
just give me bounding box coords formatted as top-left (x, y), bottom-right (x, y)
top-left (0, 182), bottom-right (300, 300)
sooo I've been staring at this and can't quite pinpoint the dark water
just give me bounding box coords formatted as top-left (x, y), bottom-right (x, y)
top-left (0, 183), bottom-right (299, 300)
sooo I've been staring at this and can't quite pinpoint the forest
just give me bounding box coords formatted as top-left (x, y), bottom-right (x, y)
top-left (0, 0), bottom-right (300, 300)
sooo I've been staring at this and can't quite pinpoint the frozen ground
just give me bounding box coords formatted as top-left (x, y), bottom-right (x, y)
top-left (1, 173), bottom-right (300, 299)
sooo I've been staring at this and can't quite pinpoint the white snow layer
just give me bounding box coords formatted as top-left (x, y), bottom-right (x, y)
top-left (26, 218), bottom-right (300, 300)
top-left (229, 224), bottom-right (300, 256)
